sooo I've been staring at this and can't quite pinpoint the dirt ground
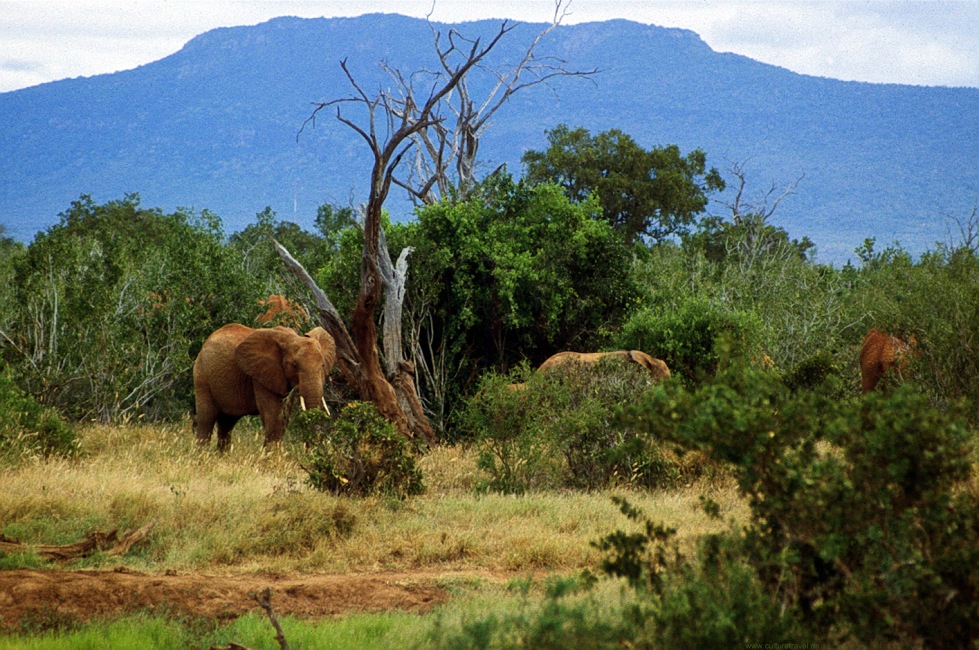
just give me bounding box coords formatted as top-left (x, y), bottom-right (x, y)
top-left (0, 568), bottom-right (487, 632)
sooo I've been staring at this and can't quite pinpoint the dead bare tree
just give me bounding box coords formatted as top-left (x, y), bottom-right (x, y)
top-left (944, 202), bottom-right (979, 254)
top-left (719, 161), bottom-right (806, 263)
top-left (724, 161), bottom-right (803, 226)
top-left (276, 5), bottom-right (593, 442)
top-left (280, 20), bottom-right (514, 444)
top-left (388, 1), bottom-right (598, 204)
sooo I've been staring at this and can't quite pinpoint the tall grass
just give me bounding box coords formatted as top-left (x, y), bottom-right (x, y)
top-left (0, 421), bottom-right (744, 574)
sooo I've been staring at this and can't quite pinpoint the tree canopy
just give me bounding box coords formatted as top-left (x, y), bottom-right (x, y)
top-left (522, 124), bottom-right (725, 245)
top-left (3, 195), bottom-right (257, 420)
top-left (411, 174), bottom-right (639, 374)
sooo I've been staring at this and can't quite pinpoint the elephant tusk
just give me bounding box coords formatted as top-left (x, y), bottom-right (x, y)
top-left (300, 396), bottom-right (307, 411)
top-left (321, 397), bottom-right (331, 415)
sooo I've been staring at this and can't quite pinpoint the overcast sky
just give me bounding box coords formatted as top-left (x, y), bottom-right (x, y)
top-left (1, 1), bottom-right (977, 93)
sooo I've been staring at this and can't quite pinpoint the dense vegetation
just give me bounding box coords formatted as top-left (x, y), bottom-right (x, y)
top-left (1, 126), bottom-right (977, 647)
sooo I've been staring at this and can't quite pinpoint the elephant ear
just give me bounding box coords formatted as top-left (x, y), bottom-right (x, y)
top-left (306, 327), bottom-right (337, 373)
top-left (235, 328), bottom-right (291, 395)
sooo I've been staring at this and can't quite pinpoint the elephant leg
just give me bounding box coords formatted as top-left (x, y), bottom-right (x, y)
top-left (215, 414), bottom-right (241, 452)
top-left (255, 391), bottom-right (285, 446)
top-left (260, 410), bottom-right (285, 446)
top-left (195, 399), bottom-right (218, 447)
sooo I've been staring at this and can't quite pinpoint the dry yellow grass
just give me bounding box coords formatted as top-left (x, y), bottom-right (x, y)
top-left (0, 421), bottom-right (747, 575)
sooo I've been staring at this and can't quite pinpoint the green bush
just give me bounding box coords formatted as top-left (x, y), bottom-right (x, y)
top-left (0, 368), bottom-right (77, 460)
top-left (293, 403), bottom-right (425, 499)
top-left (608, 361), bottom-right (979, 647)
top-left (629, 237), bottom-right (855, 394)
top-left (461, 368), bottom-right (563, 494)
top-left (4, 195), bottom-right (261, 422)
top-left (615, 299), bottom-right (763, 386)
top-left (462, 361), bottom-right (690, 493)
top-left (847, 242), bottom-right (979, 413)
top-left (594, 499), bottom-right (805, 648)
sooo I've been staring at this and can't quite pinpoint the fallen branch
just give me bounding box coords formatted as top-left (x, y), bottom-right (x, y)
top-left (253, 588), bottom-right (290, 650)
top-left (0, 521), bottom-right (156, 561)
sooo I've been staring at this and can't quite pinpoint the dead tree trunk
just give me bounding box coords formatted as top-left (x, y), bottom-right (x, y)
top-left (272, 238), bottom-right (434, 446)
top-left (377, 227), bottom-right (434, 442)
top-left (288, 25), bottom-right (514, 445)
top-left (290, 9), bottom-right (590, 443)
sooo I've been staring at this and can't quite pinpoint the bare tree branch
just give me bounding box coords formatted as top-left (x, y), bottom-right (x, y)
top-left (944, 202), bottom-right (979, 254)
top-left (724, 161), bottom-right (804, 224)
top-left (390, 1), bottom-right (598, 204)
top-left (252, 588), bottom-right (290, 650)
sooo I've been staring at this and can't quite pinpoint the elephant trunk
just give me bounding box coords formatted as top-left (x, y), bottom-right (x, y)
top-left (298, 371), bottom-right (330, 416)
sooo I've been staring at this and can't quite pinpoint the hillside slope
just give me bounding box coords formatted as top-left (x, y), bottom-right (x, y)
top-left (1, 14), bottom-right (976, 262)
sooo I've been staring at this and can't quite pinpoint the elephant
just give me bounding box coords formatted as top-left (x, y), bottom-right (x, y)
top-left (538, 350), bottom-right (671, 381)
top-left (193, 323), bottom-right (337, 450)
top-left (860, 328), bottom-right (914, 393)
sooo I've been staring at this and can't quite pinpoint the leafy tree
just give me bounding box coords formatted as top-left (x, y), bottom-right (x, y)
top-left (314, 203), bottom-right (357, 248)
top-left (522, 124), bottom-right (725, 245)
top-left (229, 207), bottom-right (333, 311)
top-left (408, 174), bottom-right (638, 427)
top-left (2, 195), bottom-right (257, 421)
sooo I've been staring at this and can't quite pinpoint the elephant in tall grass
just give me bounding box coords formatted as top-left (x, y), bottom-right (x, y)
top-left (193, 324), bottom-right (336, 450)
top-left (538, 350), bottom-right (671, 381)
top-left (860, 328), bottom-right (914, 393)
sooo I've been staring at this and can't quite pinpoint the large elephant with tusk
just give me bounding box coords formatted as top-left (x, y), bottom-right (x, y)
top-left (193, 323), bottom-right (336, 450)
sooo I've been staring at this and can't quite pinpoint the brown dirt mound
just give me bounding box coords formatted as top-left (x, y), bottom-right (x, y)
top-left (0, 568), bottom-right (471, 632)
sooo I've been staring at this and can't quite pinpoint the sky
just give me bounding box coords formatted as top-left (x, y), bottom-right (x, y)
top-left (1, 1), bottom-right (977, 94)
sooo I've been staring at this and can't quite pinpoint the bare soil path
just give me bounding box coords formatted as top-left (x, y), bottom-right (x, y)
top-left (0, 568), bottom-right (491, 631)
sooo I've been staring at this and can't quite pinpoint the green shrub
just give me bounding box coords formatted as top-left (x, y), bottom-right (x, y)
top-left (848, 243), bottom-right (979, 414)
top-left (610, 361), bottom-right (979, 647)
top-left (461, 368), bottom-right (563, 494)
top-left (616, 299), bottom-right (762, 385)
top-left (293, 403), bottom-right (425, 499)
top-left (462, 361), bottom-right (690, 493)
top-left (0, 368), bottom-right (77, 460)
top-left (594, 499), bottom-right (805, 648)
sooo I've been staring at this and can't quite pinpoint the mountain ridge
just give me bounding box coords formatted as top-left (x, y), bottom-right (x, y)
top-left (1, 14), bottom-right (976, 264)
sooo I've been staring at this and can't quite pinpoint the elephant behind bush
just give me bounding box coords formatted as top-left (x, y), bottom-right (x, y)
top-left (860, 329), bottom-right (914, 393)
top-left (538, 350), bottom-right (671, 382)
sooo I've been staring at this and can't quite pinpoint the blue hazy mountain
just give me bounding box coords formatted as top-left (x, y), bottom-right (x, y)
top-left (1, 14), bottom-right (976, 263)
